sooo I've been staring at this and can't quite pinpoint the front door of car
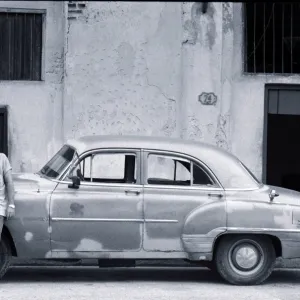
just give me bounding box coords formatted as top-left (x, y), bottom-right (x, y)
top-left (142, 150), bottom-right (226, 252)
top-left (49, 149), bottom-right (143, 254)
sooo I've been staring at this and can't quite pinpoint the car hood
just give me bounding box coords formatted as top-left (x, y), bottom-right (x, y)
top-left (12, 173), bottom-right (58, 192)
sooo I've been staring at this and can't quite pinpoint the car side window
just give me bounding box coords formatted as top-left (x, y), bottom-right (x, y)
top-left (146, 153), bottom-right (213, 187)
top-left (192, 163), bottom-right (213, 186)
top-left (70, 152), bottom-right (137, 184)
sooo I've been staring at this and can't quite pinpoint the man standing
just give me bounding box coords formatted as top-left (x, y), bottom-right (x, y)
top-left (0, 153), bottom-right (15, 238)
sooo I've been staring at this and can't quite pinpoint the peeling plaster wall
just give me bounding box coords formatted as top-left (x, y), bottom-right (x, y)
top-left (3, 1), bottom-right (298, 180)
top-left (64, 2), bottom-right (182, 140)
top-left (63, 1), bottom-right (267, 179)
top-left (0, 1), bottom-right (64, 172)
top-left (229, 3), bottom-right (300, 180)
top-left (181, 2), bottom-right (225, 147)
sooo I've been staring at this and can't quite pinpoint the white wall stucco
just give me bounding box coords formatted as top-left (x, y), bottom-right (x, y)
top-left (63, 2), bottom-right (182, 140)
top-left (0, 1), bottom-right (64, 172)
top-left (1, 1), bottom-right (300, 180)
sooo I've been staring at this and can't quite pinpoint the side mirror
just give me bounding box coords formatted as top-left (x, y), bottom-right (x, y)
top-left (269, 189), bottom-right (279, 202)
top-left (68, 176), bottom-right (81, 189)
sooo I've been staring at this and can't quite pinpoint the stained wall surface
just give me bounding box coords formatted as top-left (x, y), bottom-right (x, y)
top-left (1, 1), bottom-right (299, 180)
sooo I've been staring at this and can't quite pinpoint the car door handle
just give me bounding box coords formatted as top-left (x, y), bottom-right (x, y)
top-left (125, 190), bottom-right (141, 196)
top-left (208, 193), bottom-right (223, 198)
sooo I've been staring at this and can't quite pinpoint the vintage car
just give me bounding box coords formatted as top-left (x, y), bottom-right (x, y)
top-left (1, 135), bottom-right (300, 285)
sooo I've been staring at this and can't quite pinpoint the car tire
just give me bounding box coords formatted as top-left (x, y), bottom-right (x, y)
top-left (215, 235), bottom-right (276, 285)
top-left (0, 235), bottom-right (12, 279)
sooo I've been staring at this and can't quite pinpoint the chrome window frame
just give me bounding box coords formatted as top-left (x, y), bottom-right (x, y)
top-left (142, 149), bottom-right (224, 190)
top-left (55, 148), bottom-right (142, 187)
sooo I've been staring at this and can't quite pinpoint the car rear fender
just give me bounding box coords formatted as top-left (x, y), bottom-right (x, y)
top-left (181, 199), bottom-right (227, 255)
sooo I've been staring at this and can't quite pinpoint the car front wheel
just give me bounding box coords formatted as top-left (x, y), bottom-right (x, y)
top-left (215, 235), bottom-right (276, 285)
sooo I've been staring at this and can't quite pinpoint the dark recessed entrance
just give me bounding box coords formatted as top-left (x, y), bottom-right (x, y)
top-left (264, 85), bottom-right (300, 192)
top-left (0, 107), bottom-right (8, 157)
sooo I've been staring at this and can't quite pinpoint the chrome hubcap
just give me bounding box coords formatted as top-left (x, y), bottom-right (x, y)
top-left (235, 246), bottom-right (259, 270)
top-left (228, 240), bottom-right (264, 276)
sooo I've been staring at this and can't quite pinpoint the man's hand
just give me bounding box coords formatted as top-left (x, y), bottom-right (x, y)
top-left (6, 205), bottom-right (15, 218)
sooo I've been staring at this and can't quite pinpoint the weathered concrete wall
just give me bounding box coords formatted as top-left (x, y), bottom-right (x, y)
top-left (181, 2), bottom-right (227, 148)
top-left (3, 1), bottom-right (300, 182)
top-left (229, 3), bottom-right (300, 180)
top-left (63, 2), bottom-right (182, 140)
top-left (63, 1), bottom-right (240, 173)
top-left (181, 2), bottom-right (300, 181)
top-left (64, 2), bottom-right (231, 151)
top-left (0, 1), bottom-right (64, 172)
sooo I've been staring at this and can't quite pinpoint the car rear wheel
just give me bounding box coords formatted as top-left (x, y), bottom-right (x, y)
top-left (215, 235), bottom-right (276, 285)
top-left (0, 235), bottom-right (12, 279)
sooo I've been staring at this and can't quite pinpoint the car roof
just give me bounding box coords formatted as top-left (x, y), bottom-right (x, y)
top-left (68, 134), bottom-right (228, 155)
top-left (66, 135), bottom-right (260, 190)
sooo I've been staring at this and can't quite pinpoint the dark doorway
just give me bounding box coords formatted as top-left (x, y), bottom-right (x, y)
top-left (265, 85), bottom-right (300, 192)
top-left (0, 107), bottom-right (8, 156)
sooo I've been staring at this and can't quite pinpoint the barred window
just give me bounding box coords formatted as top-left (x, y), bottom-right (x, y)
top-left (244, 3), bottom-right (300, 74)
top-left (0, 12), bottom-right (43, 81)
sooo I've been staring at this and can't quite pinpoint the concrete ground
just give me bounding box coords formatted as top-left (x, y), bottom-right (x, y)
top-left (0, 266), bottom-right (299, 300)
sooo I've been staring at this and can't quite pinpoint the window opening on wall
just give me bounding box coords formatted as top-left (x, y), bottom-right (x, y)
top-left (244, 2), bottom-right (300, 74)
top-left (0, 11), bottom-right (44, 80)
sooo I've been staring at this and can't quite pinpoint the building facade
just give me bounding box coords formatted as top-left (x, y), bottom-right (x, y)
top-left (0, 1), bottom-right (299, 189)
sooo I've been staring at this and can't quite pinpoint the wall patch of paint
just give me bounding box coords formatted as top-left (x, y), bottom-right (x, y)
top-left (215, 114), bottom-right (230, 151)
top-left (222, 2), bottom-right (233, 34)
top-left (116, 42), bottom-right (136, 78)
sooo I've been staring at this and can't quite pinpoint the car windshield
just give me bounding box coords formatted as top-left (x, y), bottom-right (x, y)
top-left (39, 145), bottom-right (76, 179)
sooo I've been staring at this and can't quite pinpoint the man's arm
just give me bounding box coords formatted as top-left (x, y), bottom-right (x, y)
top-left (4, 170), bottom-right (14, 206)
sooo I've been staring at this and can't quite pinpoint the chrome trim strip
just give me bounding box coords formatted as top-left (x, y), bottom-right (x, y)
top-left (144, 185), bottom-right (223, 191)
top-left (51, 218), bottom-right (144, 222)
top-left (51, 179), bottom-right (143, 189)
top-left (51, 217), bottom-right (178, 223)
top-left (227, 227), bottom-right (300, 233)
top-left (145, 219), bottom-right (178, 223)
top-left (225, 187), bottom-right (261, 191)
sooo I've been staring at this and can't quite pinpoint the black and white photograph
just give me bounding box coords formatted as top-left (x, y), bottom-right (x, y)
top-left (0, 1), bottom-right (299, 299)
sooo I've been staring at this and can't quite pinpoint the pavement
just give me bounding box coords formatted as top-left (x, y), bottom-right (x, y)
top-left (0, 266), bottom-right (299, 300)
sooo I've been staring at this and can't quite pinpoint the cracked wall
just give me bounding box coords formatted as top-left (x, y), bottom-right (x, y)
top-left (0, 1), bottom-right (64, 172)
top-left (63, 1), bottom-right (260, 176)
top-left (3, 1), bottom-right (294, 180)
top-left (64, 2), bottom-right (182, 140)
top-left (181, 2), bottom-right (225, 147)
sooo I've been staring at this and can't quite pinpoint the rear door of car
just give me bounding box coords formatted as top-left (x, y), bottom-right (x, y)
top-left (142, 149), bottom-right (225, 252)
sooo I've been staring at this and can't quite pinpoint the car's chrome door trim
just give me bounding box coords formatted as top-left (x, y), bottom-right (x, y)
top-left (145, 219), bottom-right (178, 223)
top-left (51, 217), bottom-right (178, 223)
top-left (143, 185), bottom-right (223, 191)
top-left (227, 227), bottom-right (300, 233)
top-left (51, 217), bottom-right (144, 222)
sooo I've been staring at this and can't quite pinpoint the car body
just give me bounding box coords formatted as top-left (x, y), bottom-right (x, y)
top-left (2, 135), bottom-right (300, 285)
